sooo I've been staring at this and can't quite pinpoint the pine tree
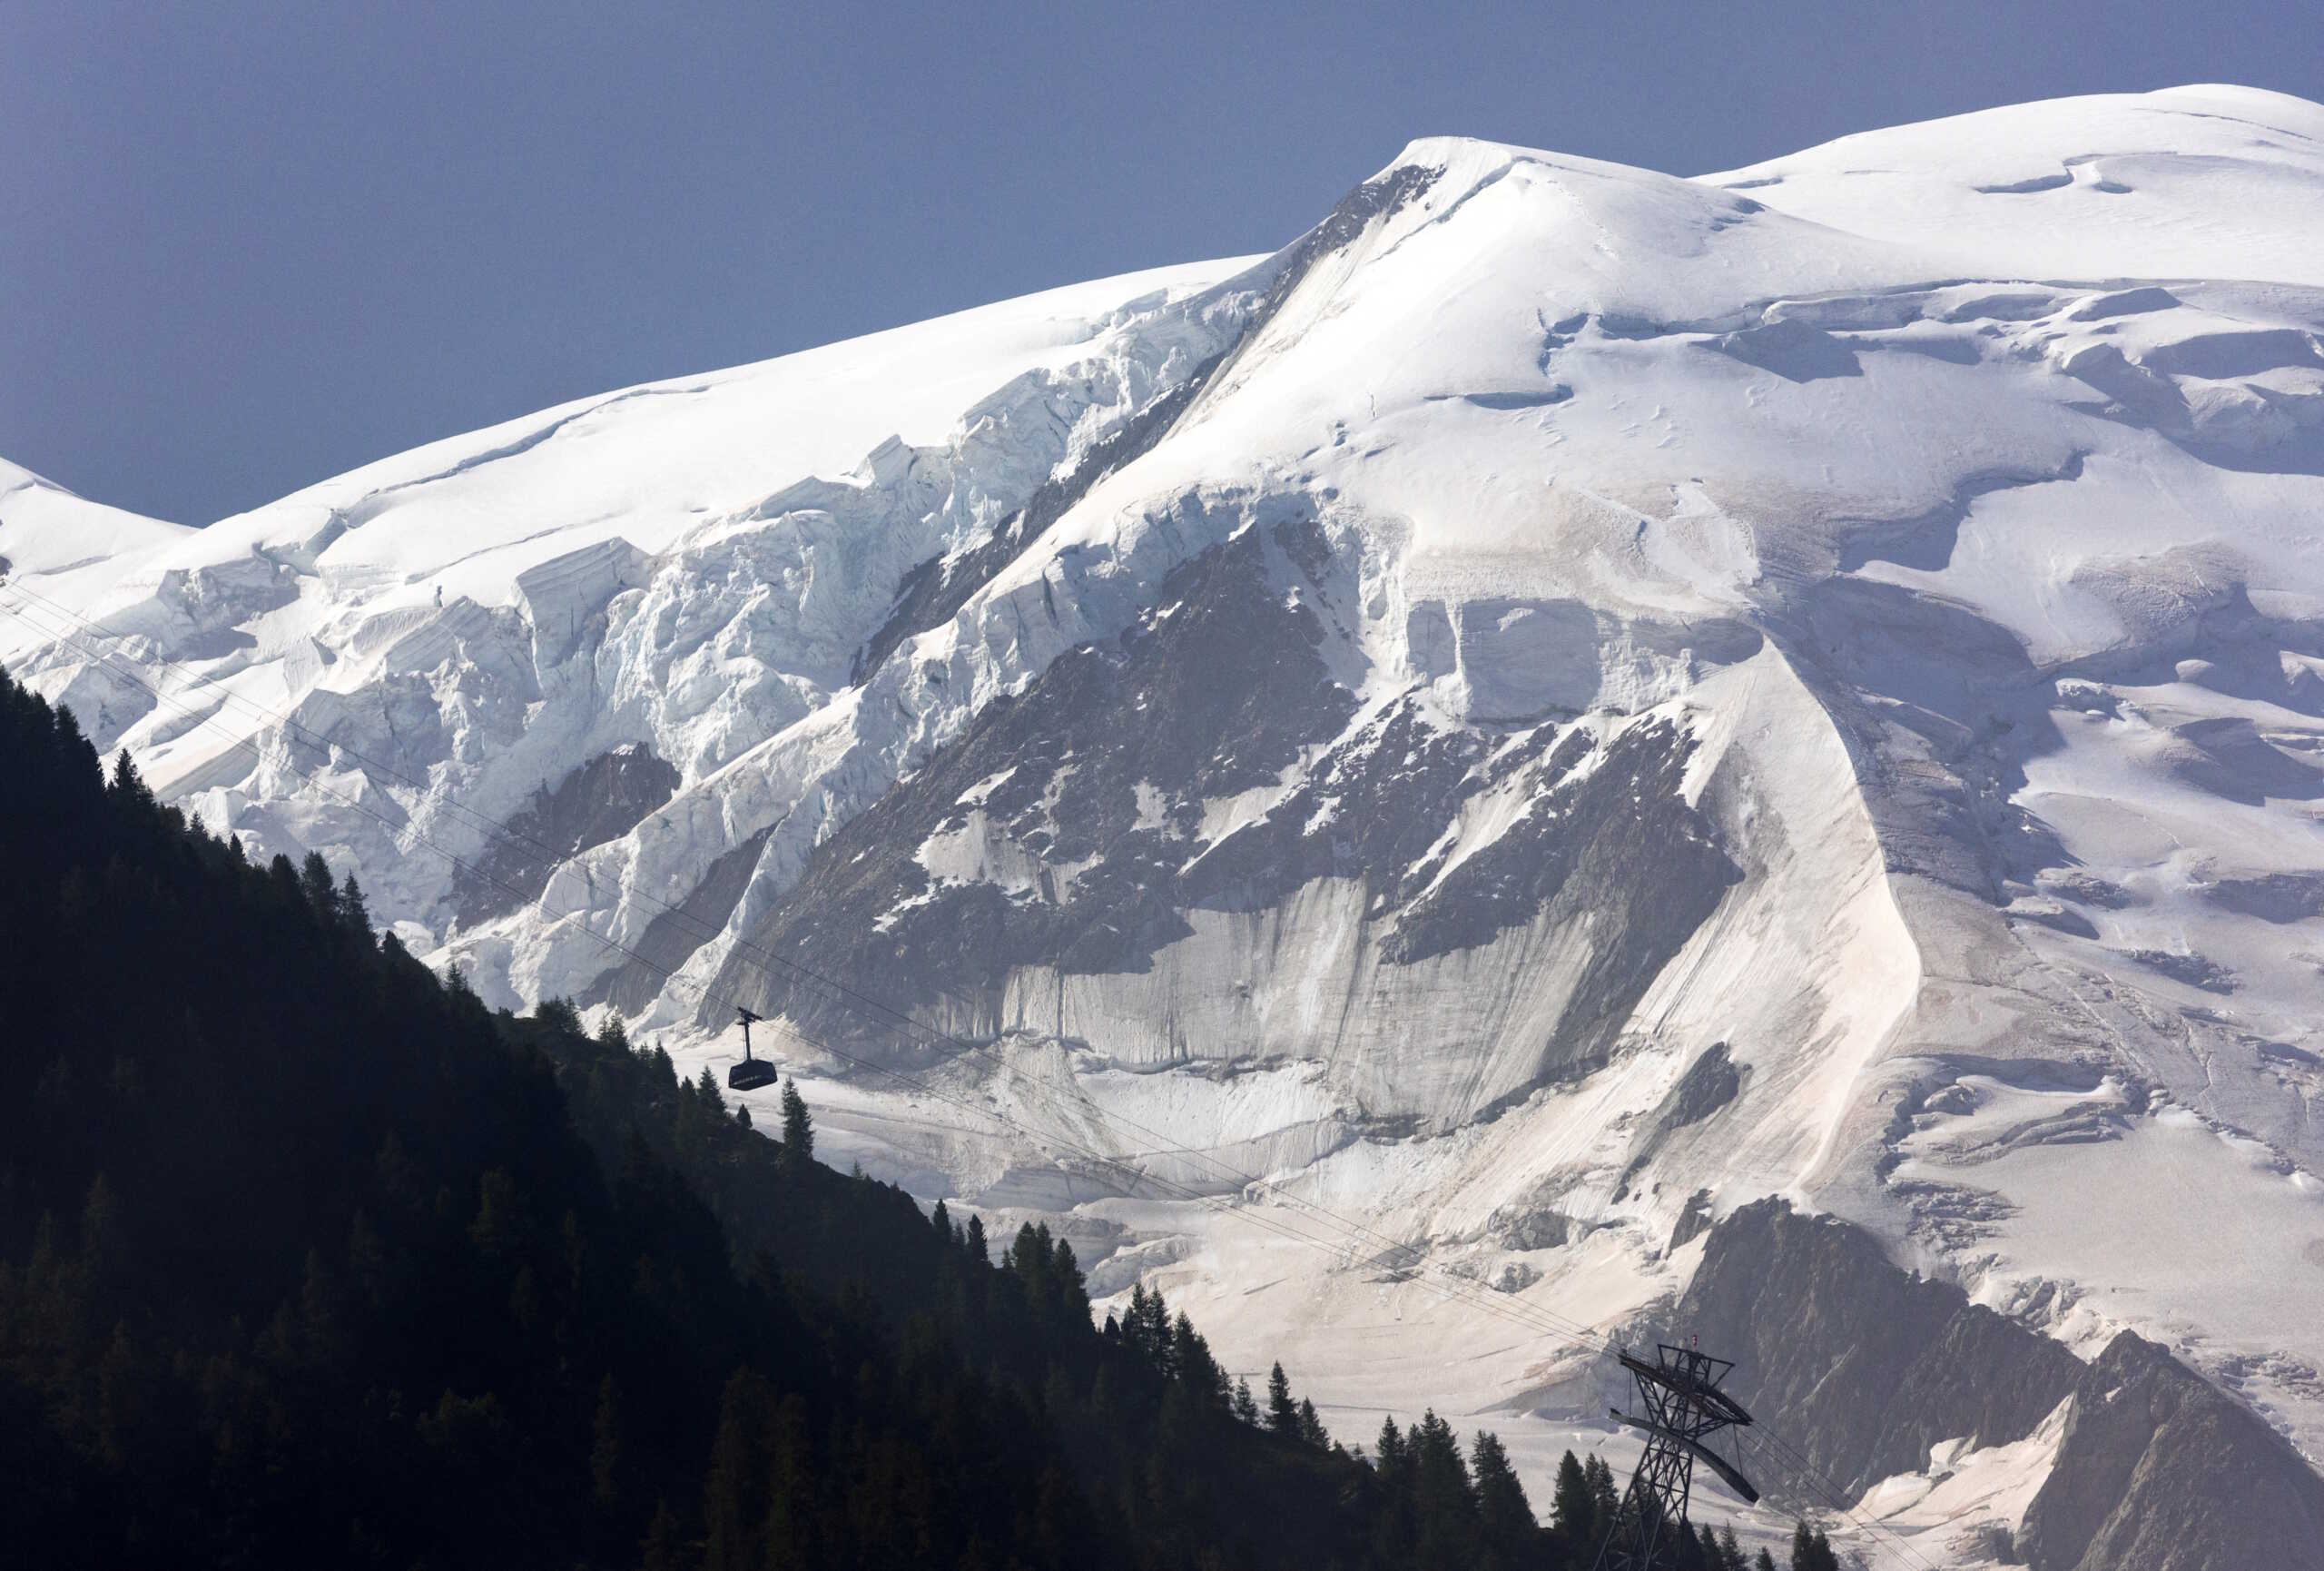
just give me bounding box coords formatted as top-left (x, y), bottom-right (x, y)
top-left (1551, 1448), bottom-right (1596, 1546)
top-left (1120, 1285), bottom-right (1148, 1353)
top-left (1296, 1396), bottom-right (1328, 1448)
top-left (1120, 1282), bottom-right (1174, 1377)
top-left (1171, 1311), bottom-right (1222, 1401)
top-left (300, 850), bottom-right (340, 922)
top-left (1585, 1452), bottom-right (1621, 1523)
top-left (1410, 1410), bottom-right (1480, 1567)
top-left (1266, 1360), bottom-right (1298, 1436)
top-left (1789, 1519), bottom-right (1839, 1571)
top-left (1233, 1378), bottom-right (1260, 1426)
top-left (338, 872), bottom-right (372, 939)
top-left (1374, 1416), bottom-right (1406, 1474)
top-left (1050, 1239), bottom-right (1088, 1325)
top-left (1754, 1548), bottom-right (1777, 1571)
top-left (108, 748), bottom-right (153, 810)
top-left (778, 1080), bottom-right (812, 1174)
top-left (79, 1171), bottom-right (122, 1277)
top-left (1718, 1524), bottom-right (1748, 1571)
top-left (1471, 1429), bottom-right (1535, 1567)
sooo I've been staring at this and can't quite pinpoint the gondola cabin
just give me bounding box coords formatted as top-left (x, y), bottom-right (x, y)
top-left (728, 1057), bottom-right (778, 1092)
top-left (727, 1005), bottom-right (778, 1091)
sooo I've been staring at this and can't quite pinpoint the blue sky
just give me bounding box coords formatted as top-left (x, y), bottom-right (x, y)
top-left (8, 1), bottom-right (2320, 525)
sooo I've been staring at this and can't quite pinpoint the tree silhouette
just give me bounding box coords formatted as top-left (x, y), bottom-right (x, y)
top-left (779, 1079), bottom-right (813, 1174)
top-left (1267, 1359), bottom-right (1299, 1435)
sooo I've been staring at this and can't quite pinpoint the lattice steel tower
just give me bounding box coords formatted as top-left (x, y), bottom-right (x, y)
top-left (1591, 1341), bottom-right (1759, 1570)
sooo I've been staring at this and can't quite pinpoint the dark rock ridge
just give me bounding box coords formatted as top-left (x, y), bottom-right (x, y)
top-left (1676, 1199), bottom-right (2082, 1500)
top-left (1675, 1200), bottom-right (2324, 1570)
top-left (454, 744), bottom-right (679, 925)
top-left (2122, 947), bottom-right (2238, 994)
top-left (852, 354), bottom-right (1226, 686)
top-left (2018, 1330), bottom-right (2324, 1571)
top-left (1618, 1042), bottom-right (1745, 1200)
top-left (580, 826), bottom-right (771, 1015)
top-left (1649, 1042), bottom-right (1742, 1140)
top-left (1667, 1189), bottom-right (1715, 1252)
top-left (1206, 157), bottom-right (1440, 391)
top-left (2203, 870), bottom-right (2324, 924)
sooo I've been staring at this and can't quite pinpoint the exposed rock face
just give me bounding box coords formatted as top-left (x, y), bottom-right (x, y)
top-left (2019, 1332), bottom-right (2324, 1571)
top-left (455, 745), bottom-right (679, 924)
top-left (1667, 1189), bottom-right (1714, 1252)
top-left (1490, 1198), bottom-right (1573, 1251)
top-left (2202, 871), bottom-right (2324, 924)
top-left (1680, 1201), bottom-right (2324, 1570)
top-left (852, 357), bottom-right (1227, 686)
top-left (580, 826), bottom-right (771, 1015)
top-left (1675, 1200), bottom-right (2083, 1497)
top-left (1618, 1045), bottom-right (1746, 1200)
top-left (1650, 1043), bottom-right (1743, 1137)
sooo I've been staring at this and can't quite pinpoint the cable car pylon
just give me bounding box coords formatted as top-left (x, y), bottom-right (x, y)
top-left (727, 1005), bottom-right (778, 1091)
top-left (1591, 1339), bottom-right (1758, 1570)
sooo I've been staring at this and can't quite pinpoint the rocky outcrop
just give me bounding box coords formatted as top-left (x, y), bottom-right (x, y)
top-left (580, 826), bottom-right (771, 1015)
top-left (2018, 1331), bottom-right (2324, 1571)
top-left (1679, 1201), bottom-right (2324, 1569)
top-left (1675, 1200), bottom-right (2083, 1497)
top-left (455, 745), bottom-right (679, 925)
top-left (1667, 1189), bottom-right (1714, 1252)
top-left (1617, 1046), bottom-right (1747, 1202)
top-left (852, 355), bottom-right (1226, 686)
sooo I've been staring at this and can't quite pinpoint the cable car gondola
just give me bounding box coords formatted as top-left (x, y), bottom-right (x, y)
top-left (727, 1006), bottom-right (778, 1091)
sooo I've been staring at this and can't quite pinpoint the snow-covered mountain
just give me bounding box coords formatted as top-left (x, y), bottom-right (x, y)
top-left (9, 84), bottom-right (2324, 1566)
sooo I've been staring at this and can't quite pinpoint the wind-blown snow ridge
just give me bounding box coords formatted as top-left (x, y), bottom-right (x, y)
top-left (7, 86), bottom-right (2324, 1561)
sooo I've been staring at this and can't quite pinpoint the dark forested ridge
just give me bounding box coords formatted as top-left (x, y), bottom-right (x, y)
top-left (0, 665), bottom-right (1723, 1569)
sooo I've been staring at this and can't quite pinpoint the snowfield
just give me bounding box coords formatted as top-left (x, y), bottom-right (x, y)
top-left (8, 84), bottom-right (2324, 1564)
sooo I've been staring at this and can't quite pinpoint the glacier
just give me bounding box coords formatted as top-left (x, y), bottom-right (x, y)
top-left (7, 84), bottom-right (2324, 1566)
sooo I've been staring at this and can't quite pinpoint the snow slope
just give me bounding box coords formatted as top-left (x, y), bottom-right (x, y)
top-left (8, 85), bottom-right (2324, 1563)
